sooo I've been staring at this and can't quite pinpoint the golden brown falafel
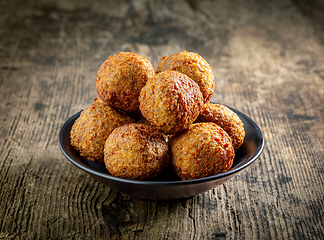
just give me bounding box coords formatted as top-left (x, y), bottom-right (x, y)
top-left (196, 103), bottom-right (245, 150)
top-left (136, 117), bottom-right (152, 126)
top-left (96, 52), bottom-right (155, 112)
top-left (104, 123), bottom-right (170, 180)
top-left (170, 122), bottom-right (235, 180)
top-left (156, 51), bottom-right (215, 103)
top-left (70, 97), bottom-right (135, 164)
top-left (139, 70), bottom-right (203, 135)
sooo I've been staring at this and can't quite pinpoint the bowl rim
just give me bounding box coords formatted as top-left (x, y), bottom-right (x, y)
top-left (59, 105), bottom-right (264, 187)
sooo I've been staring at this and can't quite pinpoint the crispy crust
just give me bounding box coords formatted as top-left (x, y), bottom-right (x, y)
top-left (170, 122), bottom-right (235, 180)
top-left (139, 70), bottom-right (203, 135)
top-left (104, 123), bottom-right (170, 180)
top-left (156, 51), bottom-right (215, 103)
top-left (70, 97), bottom-right (135, 164)
top-left (196, 103), bottom-right (245, 150)
top-left (96, 52), bottom-right (155, 112)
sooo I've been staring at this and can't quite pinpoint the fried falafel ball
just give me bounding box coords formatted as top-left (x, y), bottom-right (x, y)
top-left (196, 103), bottom-right (245, 150)
top-left (104, 123), bottom-right (170, 180)
top-left (170, 122), bottom-right (235, 180)
top-left (139, 70), bottom-right (203, 135)
top-left (96, 52), bottom-right (155, 112)
top-left (136, 117), bottom-right (170, 142)
top-left (156, 51), bottom-right (215, 103)
top-left (70, 97), bottom-right (135, 164)
top-left (136, 117), bottom-right (152, 126)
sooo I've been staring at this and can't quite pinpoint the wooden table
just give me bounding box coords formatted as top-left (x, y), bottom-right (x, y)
top-left (1, 0), bottom-right (323, 239)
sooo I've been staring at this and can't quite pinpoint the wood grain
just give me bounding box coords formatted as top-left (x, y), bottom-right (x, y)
top-left (1, 0), bottom-right (324, 239)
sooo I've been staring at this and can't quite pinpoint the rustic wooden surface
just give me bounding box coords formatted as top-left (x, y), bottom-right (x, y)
top-left (1, 0), bottom-right (324, 239)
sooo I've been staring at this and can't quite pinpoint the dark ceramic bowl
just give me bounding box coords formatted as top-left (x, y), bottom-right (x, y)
top-left (59, 105), bottom-right (264, 200)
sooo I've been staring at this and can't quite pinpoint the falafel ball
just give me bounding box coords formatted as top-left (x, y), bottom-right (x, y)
top-left (104, 123), bottom-right (170, 180)
top-left (156, 51), bottom-right (215, 103)
top-left (196, 103), bottom-right (245, 150)
top-left (70, 97), bottom-right (135, 164)
top-left (170, 122), bottom-right (235, 180)
top-left (139, 70), bottom-right (203, 135)
top-left (136, 117), bottom-right (152, 126)
top-left (136, 117), bottom-right (170, 142)
top-left (96, 52), bottom-right (155, 112)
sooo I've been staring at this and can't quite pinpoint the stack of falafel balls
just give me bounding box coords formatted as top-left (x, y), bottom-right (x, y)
top-left (70, 51), bottom-right (245, 181)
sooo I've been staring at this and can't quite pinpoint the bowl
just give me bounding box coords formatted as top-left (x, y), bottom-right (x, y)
top-left (59, 105), bottom-right (264, 200)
